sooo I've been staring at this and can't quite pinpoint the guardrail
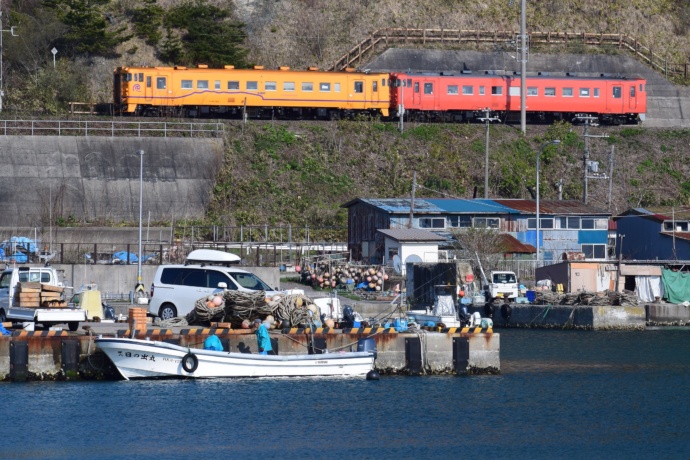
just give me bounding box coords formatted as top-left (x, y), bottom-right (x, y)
top-left (0, 119), bottom-right (225, 137)
top-left (329, 28), bottom-right (689, 80)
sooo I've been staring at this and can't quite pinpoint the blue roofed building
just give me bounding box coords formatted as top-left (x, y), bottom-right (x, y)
top-left (342, 197), bottom-right (612, 266)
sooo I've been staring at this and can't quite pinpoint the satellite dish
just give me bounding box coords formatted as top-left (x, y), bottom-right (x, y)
top-left (393, 255), bottom-right (402, 274)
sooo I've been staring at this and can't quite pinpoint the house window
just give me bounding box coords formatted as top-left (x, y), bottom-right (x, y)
top-left (283, 82), bottom-right (295, 91)
top-left (265, 81), bottom-right (276, 91)
top-left (448, 215), bottom-right (472, 228)
top-left (473, 217), bottom-right (499, 229)
top-left (462, 85), bottom-right (473, 95)
top-left (545, 87), bottom-right (556, 96)
top-left (419, 217), bottom-right (445, 229)
top-left (302, 82), bottom-right (314, 92)
top-left (491, 86), bottom-right (503, 95)
top-left (228, 81), bottom-right (240, 90)
top-left (197, 80), bottom-right (209, 89)
top-left (663, 221), bottom-right (689, 232)
top-left (181, 80), bottom-right (193, 89)
top-left (247, 81), bottom-right (258, 90)
top-left (447, 85), bottom-right (459, 95)
top-left (582, 244), bottom-right (606, 259)
top-left (562, 87), bottom-right (573, 97)
top-left (580, 218), bottom-right (608, 229)
top-left (424, 83), bottom-right (433, 94)
top-left (527, 218), bottom-right (554, 229)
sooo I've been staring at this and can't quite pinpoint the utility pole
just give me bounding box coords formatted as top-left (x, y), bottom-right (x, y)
top-left (398, 79), bottom-right (405, 133)
top-left (0, 10), bottom-right (20, 113)
top-left (408, 171), bottom-right (416, 229)
top-left (519, 0), bottom-right (527, 134)
top-left (582, 119), bottom-right (608, 204)
top-left (607, 145), bottom-right (614, 211)
top-left (485, 108), bottom-right (490, 198)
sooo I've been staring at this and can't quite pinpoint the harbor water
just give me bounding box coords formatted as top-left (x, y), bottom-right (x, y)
top-left (2, 328), bottom-right (689, 459)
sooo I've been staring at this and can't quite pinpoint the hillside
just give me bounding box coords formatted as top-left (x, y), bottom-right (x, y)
top-left (207, 120), bottom-right (690, 230)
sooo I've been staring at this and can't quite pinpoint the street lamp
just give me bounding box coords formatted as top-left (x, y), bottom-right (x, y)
top-left (536, 140), bottom-right (561, 265)
top-left (136, 150), bottom-right (144, 294)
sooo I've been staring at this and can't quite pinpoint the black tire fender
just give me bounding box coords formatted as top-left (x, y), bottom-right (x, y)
top-left (181, 352), bottom-right (199, 373)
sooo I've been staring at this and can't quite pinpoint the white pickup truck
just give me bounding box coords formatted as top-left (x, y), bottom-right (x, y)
top-left (484, 270), bottom-right (519, 302)
top-left (0, 266), bottom-right (86, 331)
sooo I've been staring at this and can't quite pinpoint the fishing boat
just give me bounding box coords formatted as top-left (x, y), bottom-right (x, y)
top-left (96, 337), bottom-right (376, 380)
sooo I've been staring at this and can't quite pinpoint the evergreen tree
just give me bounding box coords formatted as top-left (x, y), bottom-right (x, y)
top-left (159, 25), bottom-right (184, 64)
top-left (131, 0), bottom-right (165, 46)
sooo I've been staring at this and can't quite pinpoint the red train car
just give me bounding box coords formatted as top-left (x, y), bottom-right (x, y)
top-left (389, 72), bottom-right (646, 125)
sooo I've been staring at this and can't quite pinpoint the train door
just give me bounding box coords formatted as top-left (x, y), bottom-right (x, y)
top-left (351, 79), bottom-right (366, 108)
top-left (413, 80), bottom-right (421, 107)
top-left (150, 72), bottom-right (171, 108)
top-left (421, 79), bottom-right (435, 110)
top-left (607, 84), bottom-right (624, 113)
top-left (628, 84), bottom-right (637, 111)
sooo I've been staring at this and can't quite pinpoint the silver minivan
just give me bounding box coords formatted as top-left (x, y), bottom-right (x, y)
top-left (148, 263), bottom-right (280, 320)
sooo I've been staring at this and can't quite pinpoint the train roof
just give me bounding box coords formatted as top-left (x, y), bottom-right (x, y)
top-left (389, 71), bottom-right (645, 81)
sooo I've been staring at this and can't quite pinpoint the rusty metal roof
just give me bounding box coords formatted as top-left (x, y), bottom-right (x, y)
top-left (378, 228), bottom-right (448, 242)
top-left (499, 234), bottom-right (535, 254)
top-left (492, 199), bottom-right (610, 215)
top-left (617, 206), bottom-right (690, 222)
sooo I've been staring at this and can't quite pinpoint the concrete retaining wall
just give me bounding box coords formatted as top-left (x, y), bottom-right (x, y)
top-left (0, 136), bottom-right (222, 227)
top-left (485, 304), bottom-right (646, 330)
top-left (646, 304), bottom-right (690, 325)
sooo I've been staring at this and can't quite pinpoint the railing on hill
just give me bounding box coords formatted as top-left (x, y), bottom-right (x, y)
top-left (329, 28), bottom-right (690, 80)
top-left (0, 119), bottom-right (225, 137)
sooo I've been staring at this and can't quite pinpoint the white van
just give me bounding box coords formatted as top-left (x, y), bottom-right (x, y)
top-left (148, 250), bottom-right (281, 320)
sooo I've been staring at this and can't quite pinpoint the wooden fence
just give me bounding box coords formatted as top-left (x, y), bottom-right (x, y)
top-left (329, 28), bottom-right (690, 80)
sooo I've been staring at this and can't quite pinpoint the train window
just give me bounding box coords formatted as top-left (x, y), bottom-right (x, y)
top-left (594, 88), bottom-right (600, 98)
top-left (139, 73), bottom-right (143, 82)
top-left (639, 83), bottom-right (644, 92)
top-left (580, 88), bottom-right (590, 97)
top-left (491, 86), bottom-right (503, 95)
top-left (414, 82), bottom-right (419, 93)
top-left (381, 79), bottom-right (386, 87)
top-left (181, 80), bottom-right (193, 89)
top-left (197, 80), bottom-right (209, 89)
top-left (125, 73), bottom-right (132, 82)
top-left (373, 81), bottom-right (378, 92)
top-left (334, 83), bottom-right (341, 92)
top-left (407, 79), bottom-right (412, 87)
top-left (612, 87), bottom-right (621, 98)
top-left (462, 85), bottom-right (473, 95)
top-left (479, 86), bottom-right (485, 95)
top-left (133, 74), bottom-right (138, 82)
top-left (545, 87), bottom-right (556, 96)
top-left (265, 82), bottom-right (277, 91)
top-left (215, 80), bottom-right (221, 90)
top-left (283, 82), bottom-right (295, 91)
top-left (354, 81), bottom-right (363, 93)
top-left (247, 81), bottom-right (258, 90)
top-left (630, 87), bottom-right (635, 97)
top-left (146, 76), bottom-right (151, 88)
top-left (562, 88), bottom-right (573, 97)
top-left (424, 83), bottom-right (433, 94)
top-left (527, 87), bottom-right (538, 96)
top-left (447, 85), bottom-right (459, 95)
top-left (156, 77), bottom-right (166, 90)
top-left (228, 81), bottom-right (240, 90)
top-left (509, 87), bottom-right (520, 96)
top-left (319, 83), bottom-right (330, 92)
top-left (302, 82), bottom-right (314, 92)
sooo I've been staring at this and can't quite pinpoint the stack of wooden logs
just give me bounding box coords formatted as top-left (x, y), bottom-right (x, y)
top-left (14, 282), bottom-right (66, 308)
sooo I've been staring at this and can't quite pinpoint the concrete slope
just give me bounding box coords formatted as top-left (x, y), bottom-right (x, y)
top-left (0, 136), bottom-right (223, 227)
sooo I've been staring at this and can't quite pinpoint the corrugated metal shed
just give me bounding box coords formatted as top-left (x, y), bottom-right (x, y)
top-left (493, 199), bottom-right (610, 215)
top-left (378, 228), bottom-right (447, 242)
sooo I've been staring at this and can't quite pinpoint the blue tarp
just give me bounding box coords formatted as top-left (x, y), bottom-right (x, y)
top-left (0, 237), bottom-right (39, 262)
top-left (112, 251), bottom-right (156, 264)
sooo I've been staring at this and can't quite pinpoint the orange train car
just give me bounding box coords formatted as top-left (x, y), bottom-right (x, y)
top-left (113, 65), bottom-right (390, 119)
top-left (389, 72), bottom-right (646, 125)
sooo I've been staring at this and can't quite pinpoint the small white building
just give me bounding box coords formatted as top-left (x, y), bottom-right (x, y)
top-left (378, 228), bottom-right (447, 275)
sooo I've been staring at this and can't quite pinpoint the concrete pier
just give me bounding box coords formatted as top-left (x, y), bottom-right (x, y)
top-left (0, 324), bottom-right (500, 381)
top-left (484, 303), bottom-right (646, 330)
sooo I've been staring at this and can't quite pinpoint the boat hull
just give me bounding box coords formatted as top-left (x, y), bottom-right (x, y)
top-left (96, 338), bottom-right (375, 380)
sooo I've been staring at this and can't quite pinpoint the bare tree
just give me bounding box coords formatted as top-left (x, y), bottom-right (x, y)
top-left (449, 227), bottom-right (509, 278)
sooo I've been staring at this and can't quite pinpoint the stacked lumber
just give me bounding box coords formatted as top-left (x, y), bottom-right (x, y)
top-left (14, 282), bottom-right (67, 308)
